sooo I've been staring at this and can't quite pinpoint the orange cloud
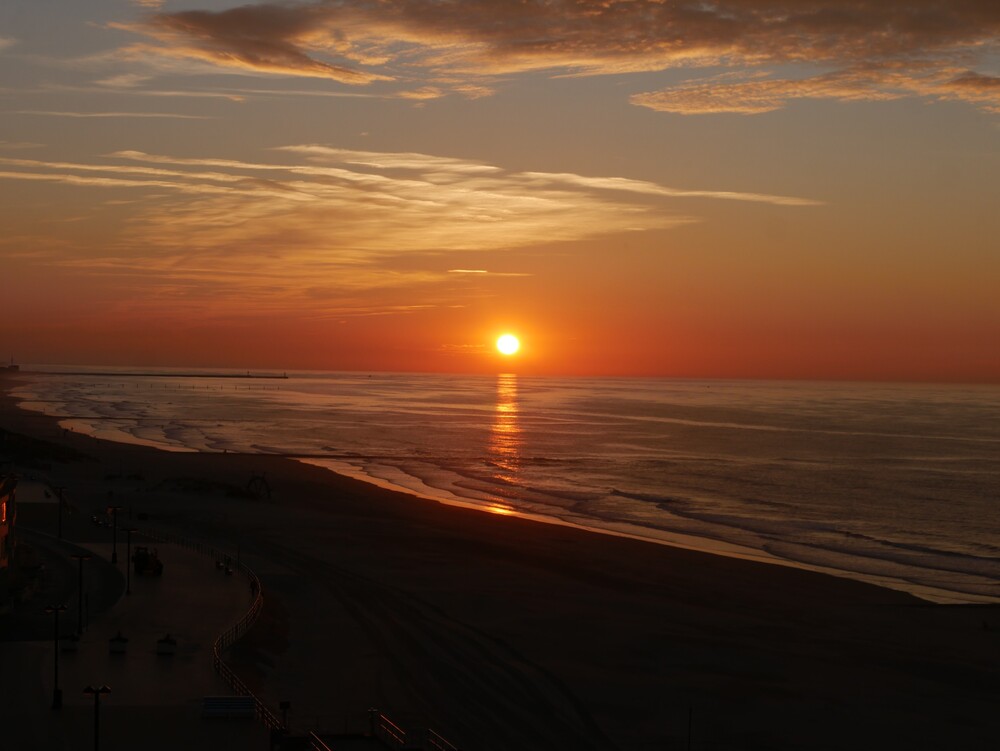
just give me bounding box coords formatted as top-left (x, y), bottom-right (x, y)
top-left (938, 71), bottom-right (1000, 113)
top-left (116, 1), bottom-right (1000, 112)
top-left (0, 145), bottom-right (818, 317)
top-left (633, 63), bottom-right (1000, 115)
top-left (633, 64), bottom-right (908, 114)
top-left (113, 5), bottom-right (388, 84)
top-left (0, 140), bottom-right (43, 150)
top-left (14, 110), bottom-right (214, 119)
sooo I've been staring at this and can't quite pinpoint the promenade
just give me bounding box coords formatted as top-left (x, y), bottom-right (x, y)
top-left (1, 500), bottom-right (269, 751)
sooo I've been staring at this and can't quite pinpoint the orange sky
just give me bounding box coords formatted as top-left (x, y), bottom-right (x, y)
top-left (1, 1), bottom-right (998, 381)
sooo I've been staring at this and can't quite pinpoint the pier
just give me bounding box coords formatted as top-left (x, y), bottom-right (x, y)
top-left (26, 371), bottom-right (289, 380)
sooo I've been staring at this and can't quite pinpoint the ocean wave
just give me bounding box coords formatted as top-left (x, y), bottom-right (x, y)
top-left (11, 370), bottom-right (1000, 604)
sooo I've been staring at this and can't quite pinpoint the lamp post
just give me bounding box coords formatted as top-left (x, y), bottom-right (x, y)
top-left (107, 505), bottom-right (123, 564)
top-left (54, 486), bottom-right (65, 540)
top-left (70, 553), bottom-right (92, 635)
top-left (123, 527), bottom-right (137, 595)
top-left (44, 604), bottom-right (67, 709)
top-left (83, 685), bottom-right (111, 751)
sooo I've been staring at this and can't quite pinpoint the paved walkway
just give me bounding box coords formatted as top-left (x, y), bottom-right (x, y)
top-left (1, 524), bottom-right (270, 750)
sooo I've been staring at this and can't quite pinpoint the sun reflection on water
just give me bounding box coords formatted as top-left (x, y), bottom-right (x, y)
top-left (489, 373), bottom-right (521, 484)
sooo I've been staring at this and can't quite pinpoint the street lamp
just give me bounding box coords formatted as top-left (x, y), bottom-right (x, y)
top-left (69, 553), bottom-right (92, 635)
top-left (123, 527), bottom-right (138, 595)
top-left (83, 685), bottom-right (111, 751)
top-left (107, 505), bottom-right (123, 564)
top-left (54, 486), bottom-right (65, 540)
top-left (44, 604), bottom-right (67, 709)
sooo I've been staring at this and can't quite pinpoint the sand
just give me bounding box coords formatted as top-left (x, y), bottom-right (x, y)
top-left (2, 376), bottom-right (998, 750)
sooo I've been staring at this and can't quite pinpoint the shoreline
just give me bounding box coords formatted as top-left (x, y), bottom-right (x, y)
top-left (9, 373), bottom-right (994, 605)
top-left (3, 376), bottom-right (999, 749)
top-left (300, 458), bottom-right (990, 605)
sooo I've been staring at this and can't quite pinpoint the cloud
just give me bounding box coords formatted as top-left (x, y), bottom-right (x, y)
top-left (0, 145), bottom-right (817, 309)
top-left (0, 140), bottom-right (44, 150)
top-left (94, 74), bottom-right (152, 88)
top-left (38, 82), bottom-right (248, 102)
top-left (397, 86), bottom-right (446, 101)
top-left (448, 269), bottom-right (532, 277)
top-left (13, 110), bottom-right (215, 119)
top-left (0, 167), bottom-right (286, 197)
top-left (518, 172), bottom-right (823, 206)
top-left (632, 65), bottom-right (911, 115)
top-left (111, 5), bottom-right (389, 84)
top-left (0, 37), bottom-right (16, 51)
top-left (937, 72), bottom-right (1000, 113)
top-left (948, 72), bottom-right (1000, 91)
top-left (632, 63), bottom-right (1000, 115)
top-left (275, 145), bottom-right (502, 174)
top-left (0, 155), bottom-right (318, 201)
top-left (114, 1), bottom-right (1000, 112)
top-left (101, 147), bottom-right (699, 254)
top-left (60, 80), bottom-right (454, 104)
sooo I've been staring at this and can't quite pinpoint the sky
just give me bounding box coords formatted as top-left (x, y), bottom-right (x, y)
top-left (1, 1), bottom-right (998, 381)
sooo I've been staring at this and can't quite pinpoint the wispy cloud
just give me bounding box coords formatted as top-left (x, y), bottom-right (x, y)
top-left (38, 82), bottom-right (248, 102)
top-left (13, 110), bottom-right (215, 119)
top-left (518, 172), bottom-right (823, 206)
top-left (275, 145), bottom-right (502, 174)
top-left (113, 1), bottom-right (1000, 113)
top-left (79, 81), bottom-right (428, 103)
top-left (0, 37), bottom-right (17, 51)
top-left (633, 63), bottom-right (1000, 115)
top-left (0, 167), bottom-right (279, 196)
top-left (0, 145), bottom-right (817, 311)
top-left (93, 74), bottom-right (152, 88)
top-left (397, 86), bottom-right (445, 101)
top-left (0, 140), bottom-right (44, 150)
top-left (449, 269), bottom-right (532, 277)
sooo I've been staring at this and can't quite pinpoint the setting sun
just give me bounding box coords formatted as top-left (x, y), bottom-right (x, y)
top-left (496, 334), bottom-right (520, 356)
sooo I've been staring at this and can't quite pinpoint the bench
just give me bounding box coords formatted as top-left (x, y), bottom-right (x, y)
top-left (202, 695), bottom-right (256, 718)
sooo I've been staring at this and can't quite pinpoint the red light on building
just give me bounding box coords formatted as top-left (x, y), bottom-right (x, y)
top-left (1, 476), bottom-right (16, 571)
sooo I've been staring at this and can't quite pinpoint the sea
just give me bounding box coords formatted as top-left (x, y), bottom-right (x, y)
top-left (9, 368), bottom-right (1000, 604)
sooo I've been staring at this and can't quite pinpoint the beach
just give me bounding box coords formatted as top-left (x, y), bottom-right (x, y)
top-left (2, 379), bottom-right (999, 750)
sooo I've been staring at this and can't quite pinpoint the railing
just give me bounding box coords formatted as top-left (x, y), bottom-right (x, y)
top-left (136, 526), bottom-right (282, 731)
top-left (137, 528), bottom-right (462, 748)
top-left (373, 710), bottom-right (408, 748)
top-left (426, 727), bottom-right (460, 751)
top-left (308, 730), bottom-right (334, 751)
top-left (369, 709), bottom-right (460, 751)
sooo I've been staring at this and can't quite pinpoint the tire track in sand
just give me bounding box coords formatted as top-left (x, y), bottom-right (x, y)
top-left (253, 535), bottom-right (615, 751)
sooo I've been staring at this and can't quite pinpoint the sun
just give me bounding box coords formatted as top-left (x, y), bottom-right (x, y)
top-left (496, 333), bottom-right (520, 356)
